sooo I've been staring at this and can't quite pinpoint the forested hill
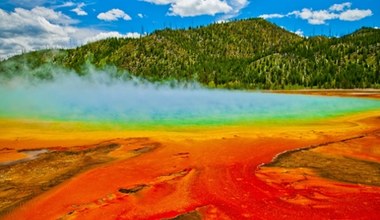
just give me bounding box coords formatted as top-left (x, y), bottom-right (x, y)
top-left (1, 18), bottom-right (380, 89)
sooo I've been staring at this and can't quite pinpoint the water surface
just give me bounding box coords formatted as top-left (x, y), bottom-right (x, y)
top-left (1, 73), bottom-right (379, 127)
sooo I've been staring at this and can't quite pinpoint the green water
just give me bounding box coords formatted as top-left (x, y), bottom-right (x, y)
top-left (1, 79), bottom-right (379, 127)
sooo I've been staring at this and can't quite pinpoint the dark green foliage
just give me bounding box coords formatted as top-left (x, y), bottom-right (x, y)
top-left (1, 18), bottom-right (380, 89)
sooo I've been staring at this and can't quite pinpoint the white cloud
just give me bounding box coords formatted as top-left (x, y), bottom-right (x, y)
top-left (339, 9), bottom-right (373, 21)
top-left (71, 2), bottom-right (87, 16)
top-left (259, 2), bottom-right (372, 25)
top-left (125, 32), bottom-right (143, 38)
top-left (56, 2), bottom-right (76, 8)
top-left (219, 0), bottom-right (249, 20)
top-left (53, 2), bottom-right (88, 16)
top-left (292, 9), bottom-right (338, 25)
top-left (97, 9), bottom-right (131, 21)
top-left (279, 27), bottom-right (304, 37)
top-left (0, 7), bottom-right (77, 58)
top-left (170, 0), bottom-right (232, 17)
top-left (85, 32), bottom-right (141, 43)
top-left (0, 7), bottom-right (132, 59)
top-left (259, 13), bottom-right (285, 19)
top-left (137, 13), bottom-right (144, 18)
top-left (143, 0), bottom-right (173, 4)
top-left (293, 29), bottom-right (304, 37)
top-left (329, 2), bottom-right (352, 11)
top-left (143, 0), bottom-right (248, 18)
top-left (9, 7), bottom-right (76, 25)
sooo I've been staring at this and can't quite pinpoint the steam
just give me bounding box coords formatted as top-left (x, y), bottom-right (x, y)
top-left (1, 68), bottom-right (379, 126)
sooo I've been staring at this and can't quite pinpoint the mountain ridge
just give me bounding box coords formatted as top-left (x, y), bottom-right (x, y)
top-left (1, 18), bottom-right (379, 89)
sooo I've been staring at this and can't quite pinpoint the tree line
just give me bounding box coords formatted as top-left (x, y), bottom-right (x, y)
top-left (1, 18), bottom-right (379, 89)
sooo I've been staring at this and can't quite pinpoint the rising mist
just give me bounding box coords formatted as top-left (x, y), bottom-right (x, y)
top-left (1, 67), bottom-right (379, 126)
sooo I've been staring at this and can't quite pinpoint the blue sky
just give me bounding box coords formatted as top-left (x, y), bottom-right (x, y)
top-left (0, 0), bottom-right (378, 59)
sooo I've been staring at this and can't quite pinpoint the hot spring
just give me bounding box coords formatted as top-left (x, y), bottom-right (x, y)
top-left (1, 71), bottom-right (380, 127)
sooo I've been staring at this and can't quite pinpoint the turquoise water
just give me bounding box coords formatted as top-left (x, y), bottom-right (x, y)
top-left (1, 73), bottom-right (379, 126)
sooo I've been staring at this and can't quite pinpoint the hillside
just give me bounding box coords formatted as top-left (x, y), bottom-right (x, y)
top-left (1, 18), bottom-right (380, 89)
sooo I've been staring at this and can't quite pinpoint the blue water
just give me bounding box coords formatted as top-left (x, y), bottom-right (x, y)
top-left (0, 73), bottom-right (379, 126)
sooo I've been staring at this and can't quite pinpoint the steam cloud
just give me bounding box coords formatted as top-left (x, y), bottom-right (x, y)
top-left (1, 68), bottom-right (379, 126)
